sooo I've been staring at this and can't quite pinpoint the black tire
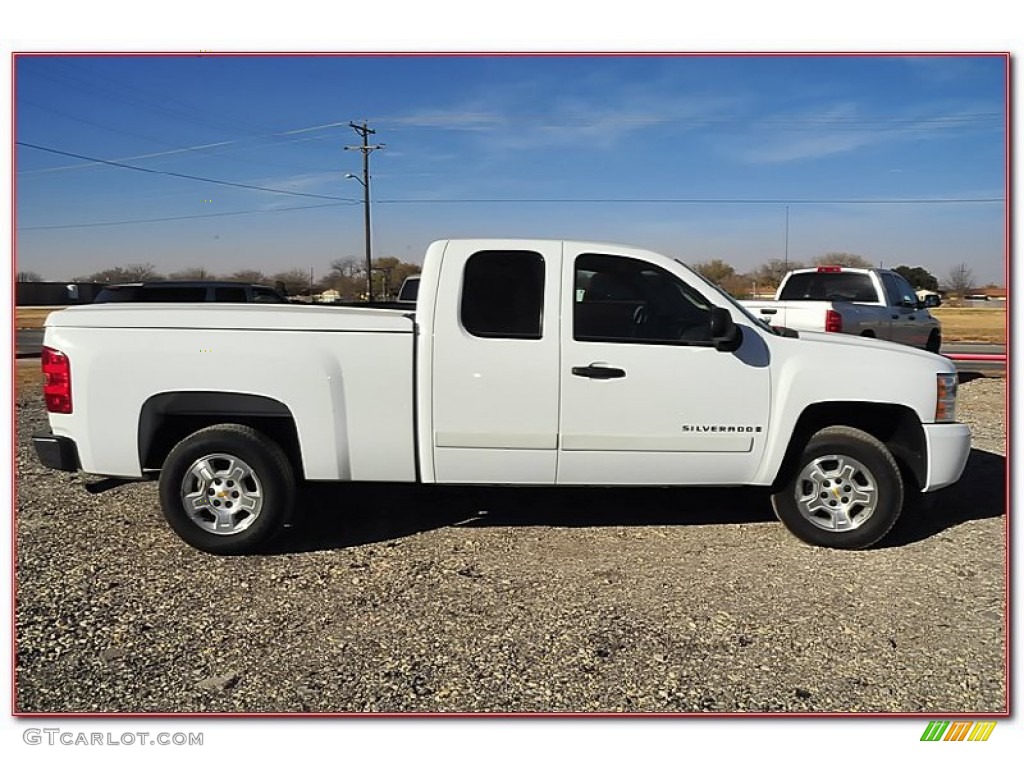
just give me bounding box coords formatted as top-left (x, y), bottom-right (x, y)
top-left (771, 426), bottom-right (903, 549)
top-left (926, 330), bottom-right (942, 354)
top-left (158, 424), bottom-right (295, 554)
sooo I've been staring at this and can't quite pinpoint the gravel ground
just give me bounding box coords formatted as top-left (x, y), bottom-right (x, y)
top-left (14, 377), bottom-right (1006, 713)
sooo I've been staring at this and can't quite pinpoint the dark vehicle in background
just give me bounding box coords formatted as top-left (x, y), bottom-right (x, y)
top-left (93, 281), bottom-right (288, 304)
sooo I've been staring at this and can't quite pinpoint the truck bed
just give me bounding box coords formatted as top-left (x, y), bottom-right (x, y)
top-left (44, 303), bottom-right (418, 482)
top-left (51, 301), bottom-right (414, 332)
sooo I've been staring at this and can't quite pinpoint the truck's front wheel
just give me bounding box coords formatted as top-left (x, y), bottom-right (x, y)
top-left (772, 426), bottom-right (903, 549)
top-left (158, 424), bottom-right (295, 554)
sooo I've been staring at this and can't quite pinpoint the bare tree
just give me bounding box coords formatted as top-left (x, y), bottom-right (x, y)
top-left (325, 257), bottom-right (376, 300)
top-left (16, 270), bottom-right (43, 282)
top-left (693, 259), bottom-right (735, 285)
top-left (77, 264), bottom-right (163, 283)
top-left (946, 263), bottom-right (975, 305)
top-left (329, 257), bottom-right (362, 279)
top-left (272, 269), bottom-right (313, 296)
top-left (755, 258), bottom-right (805, 289)
top-left (371, 257), bottom-right (421, 301)
top-left (229, 269), bottom-right (268, 284)
top-left (814, 252), bottom-right (873, 268)
top-left (168, 267), bottom-right (216, 280)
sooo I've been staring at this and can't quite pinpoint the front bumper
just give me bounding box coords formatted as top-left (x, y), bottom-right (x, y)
top-left (33, 433), bottom-right (81, 472)
top-left (921, 423), bottom-right (972, 492)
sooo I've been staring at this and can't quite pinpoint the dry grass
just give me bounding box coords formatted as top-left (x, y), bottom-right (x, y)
top-left (15, 306), bottom-right (63, 329)
top-left (931, 307), bottom-right (1006, 344)
top-left (15, 362), bottom-right (43, 393)
top-left (16, 305), bottom-right (1006, 342)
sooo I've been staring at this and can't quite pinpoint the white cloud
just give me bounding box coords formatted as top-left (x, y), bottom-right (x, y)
top-left (374, 80), bottom-right (744, 153)
top-left (736, 103), bottom-right (1000, 164)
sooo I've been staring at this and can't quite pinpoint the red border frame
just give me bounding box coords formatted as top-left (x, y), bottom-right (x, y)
top-left (9, 50), bottom-right (1012, 719)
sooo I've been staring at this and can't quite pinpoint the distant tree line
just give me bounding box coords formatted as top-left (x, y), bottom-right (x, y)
top-left (691, 252), bottom-right (983, 302)
top-left (26, 251), bottom-right (985, 303)
top-left (61, 256), bottom-right (422, 300)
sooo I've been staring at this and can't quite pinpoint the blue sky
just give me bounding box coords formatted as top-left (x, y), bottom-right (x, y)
top-left (14, 54), bottom-right (1007, 284)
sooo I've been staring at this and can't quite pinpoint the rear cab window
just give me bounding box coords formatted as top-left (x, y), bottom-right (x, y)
top-left (94, 286), bottom-right (140, 302)
top-left (460, 250), bottom-right (545, 339)
top-left (215, 286), bottom-right (248, 302)
top-left (137, 286), bottom-right (208, 301)
top-left (779, 272), bottom-right (878, 303)
top-left (252, 287), bottom-right (284, 303)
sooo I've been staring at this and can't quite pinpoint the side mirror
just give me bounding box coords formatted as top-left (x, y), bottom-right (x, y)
top-left (916, 300), bottom-right (926, 310)
top-left (710, 307), bottom-right (741, 352)
top-left (66, 284), bottom-right (80, 302)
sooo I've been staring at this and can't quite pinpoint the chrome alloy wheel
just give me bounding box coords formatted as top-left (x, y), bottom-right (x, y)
top-left (180, 453), bottom-right (263, 535)
top-left (794, 453), bottom-right (878, 532)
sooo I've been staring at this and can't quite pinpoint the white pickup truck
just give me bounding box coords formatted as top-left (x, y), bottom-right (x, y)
top-left (742, 266), bottom-right (943, 352)
top-left (33, 239), bottom-right (971, 554)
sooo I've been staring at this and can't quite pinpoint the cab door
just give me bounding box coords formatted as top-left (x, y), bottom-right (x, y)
top-left (881, 272), bottom-right (929, 347)
top-left (430, 241), bottom-right (562, 484)
top-left (557, 247), bottom-right (771, 486)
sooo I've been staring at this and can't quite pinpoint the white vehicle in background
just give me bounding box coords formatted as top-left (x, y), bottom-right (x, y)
top-left (34, 239), bottom-right (969, 554)
top-left (742, 266), bottom-right (942, 352)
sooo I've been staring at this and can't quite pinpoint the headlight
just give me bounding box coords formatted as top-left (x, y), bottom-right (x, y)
top-left (935, 373), bottom-right (958, 422)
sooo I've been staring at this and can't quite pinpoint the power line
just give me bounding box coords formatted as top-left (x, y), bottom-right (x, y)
top-left (18, 130), bottom-right (340, 176)
top-left (25, 61), bottom-right (277, 139)
top-left (19, 194), bottom-right (1001, 233)
top-left (375, 196), bottom-right (1003, 205)
top-left (16, 141), bottom-right (359, 202)
top-left (16, 107), bottom-right (344, 176)
top-left (372, 112), bottom-right (1002, 132)
top-left (18, 201), bottom-right (351, 231)
top-left (18, 193), bottom-right (1002, 231)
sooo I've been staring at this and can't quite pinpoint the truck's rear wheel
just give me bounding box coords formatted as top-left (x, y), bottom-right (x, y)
top-left (771, 426), bottom-right (903, 549)
top-left (158, 424), bottom-right (294, 554)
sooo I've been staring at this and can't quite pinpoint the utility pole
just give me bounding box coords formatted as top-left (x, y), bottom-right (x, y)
top-left (344, 121), bottom-right (384, 302)
top-left (784, 204), bottom-right (790, 271)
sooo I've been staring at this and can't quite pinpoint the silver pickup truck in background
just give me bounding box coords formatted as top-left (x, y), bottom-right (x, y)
top-left (742, 266), bottom-right (942, 352)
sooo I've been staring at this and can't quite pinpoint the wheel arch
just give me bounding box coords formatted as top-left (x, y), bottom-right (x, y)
top-left (773, 401), bottom-right (926, 491)
top-left (139, 391), bottom-right (303, 478)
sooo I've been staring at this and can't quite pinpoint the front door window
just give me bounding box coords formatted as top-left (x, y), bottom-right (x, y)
top-left (574, 253), bottom-right (712, 345)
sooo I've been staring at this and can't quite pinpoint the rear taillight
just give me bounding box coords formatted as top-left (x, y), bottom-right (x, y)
top-left (824, 310), bottom-right (843, 333)
top-left (42, 346), bottom-right (72, 414)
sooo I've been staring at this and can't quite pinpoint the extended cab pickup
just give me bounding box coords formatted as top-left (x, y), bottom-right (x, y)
top-left (742, 266), bottom-right (942, 352)
top-left (33, 239), bottom-right (971, 554)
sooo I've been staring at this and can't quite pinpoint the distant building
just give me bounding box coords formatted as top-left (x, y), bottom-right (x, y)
top-left (979, 286), bottom-right (1007, 301)
top-left (315, 289), bottom-right (341, 303)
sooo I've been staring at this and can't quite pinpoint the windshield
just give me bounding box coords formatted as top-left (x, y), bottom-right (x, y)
top-left (676, 260), bottom-right (777, 334)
